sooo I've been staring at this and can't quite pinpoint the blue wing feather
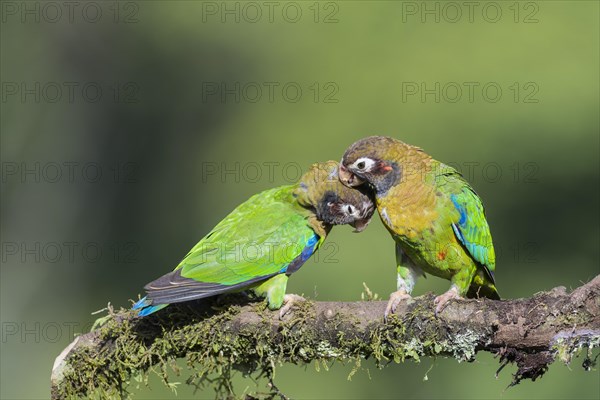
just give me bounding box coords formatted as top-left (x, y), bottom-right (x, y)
top-left (282, 234), bottom-right (319, 274)
top-left (450, 193), bottom-right (496, 280)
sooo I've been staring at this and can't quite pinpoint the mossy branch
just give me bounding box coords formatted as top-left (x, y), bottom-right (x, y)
top-left (52, 276), bottom-right (600, 399)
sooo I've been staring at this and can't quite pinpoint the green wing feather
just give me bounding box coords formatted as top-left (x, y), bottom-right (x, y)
top-left (437, 164), bottom-right (496, 279)
top-left (144, 186), bottom-right (319, 304)
top-left (181, 187), bottom-right (315, 282)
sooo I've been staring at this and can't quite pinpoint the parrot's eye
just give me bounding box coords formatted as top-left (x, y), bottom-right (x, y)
top-left (353, 157), bottom-right (375, 172)
top-left (341, 204), bottom-right (360, 218)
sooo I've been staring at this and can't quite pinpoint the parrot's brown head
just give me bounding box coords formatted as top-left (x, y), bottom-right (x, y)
top-left (294, 161), bottom-right (374, 232)
top-left (339, 136), bottom-right (424, 195)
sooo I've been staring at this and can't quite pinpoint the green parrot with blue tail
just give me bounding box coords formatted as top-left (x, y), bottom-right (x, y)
top-left (133, 161), bottom-right (374, 318)
top-left (338, 136), bottom-right (499, 318)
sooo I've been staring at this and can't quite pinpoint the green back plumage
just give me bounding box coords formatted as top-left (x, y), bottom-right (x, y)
top-left (178, 186), bottom-right (318, 285)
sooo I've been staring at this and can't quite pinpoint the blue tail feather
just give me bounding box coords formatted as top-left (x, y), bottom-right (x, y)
top-left (132, 296), bottom-right (150, 310)
top-left (132, 296), bottom-right (168, 316)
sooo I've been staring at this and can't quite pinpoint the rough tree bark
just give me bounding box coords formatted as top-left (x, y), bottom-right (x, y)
top-left (51, 276), bottom-right (600, 399)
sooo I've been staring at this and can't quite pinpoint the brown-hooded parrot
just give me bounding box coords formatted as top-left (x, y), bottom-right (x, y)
top-left (338, 136), bottom-right (499, 318)
top-left (133, 161), bottom-right (374, 318)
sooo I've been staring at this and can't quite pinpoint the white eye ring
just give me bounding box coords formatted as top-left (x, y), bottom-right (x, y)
top-left (342, 204), bottom-right (359, 217)
top-left (353, 157), bottom-right (376, 171)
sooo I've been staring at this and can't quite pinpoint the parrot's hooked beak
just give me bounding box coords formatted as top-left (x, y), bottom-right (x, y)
top-left (338, 164), bottom-right (364, 187)
top-left (350, 218), bottom-right (370, 233)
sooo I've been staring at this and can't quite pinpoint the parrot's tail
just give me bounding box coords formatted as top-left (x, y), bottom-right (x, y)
top-left (468, 283), bottom-right (500, 300)
top-left (132, 296), bottom-right (169, 317)
top-left (467, 268), bottom-right (500, 300)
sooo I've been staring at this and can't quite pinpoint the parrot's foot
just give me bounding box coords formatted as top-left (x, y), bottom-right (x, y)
top-left (279, 294), bottom-right (306, 319)
top-left (434, 286), bottom-right (461, 315)
top-left (384, 290), bottom-right (412, 322)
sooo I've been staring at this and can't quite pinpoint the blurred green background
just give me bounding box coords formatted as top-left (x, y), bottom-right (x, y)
top-left (1, 1), bottom-right (599, 399)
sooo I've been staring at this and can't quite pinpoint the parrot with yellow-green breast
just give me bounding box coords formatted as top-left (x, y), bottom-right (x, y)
top-left (338, 136), bottom-right (499, 318)
top-left (133, 161), bottom-right (374, 318)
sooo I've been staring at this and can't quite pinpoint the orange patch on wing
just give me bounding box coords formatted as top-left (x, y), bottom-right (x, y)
top-left (437, 250), bottom-right (446, 261)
